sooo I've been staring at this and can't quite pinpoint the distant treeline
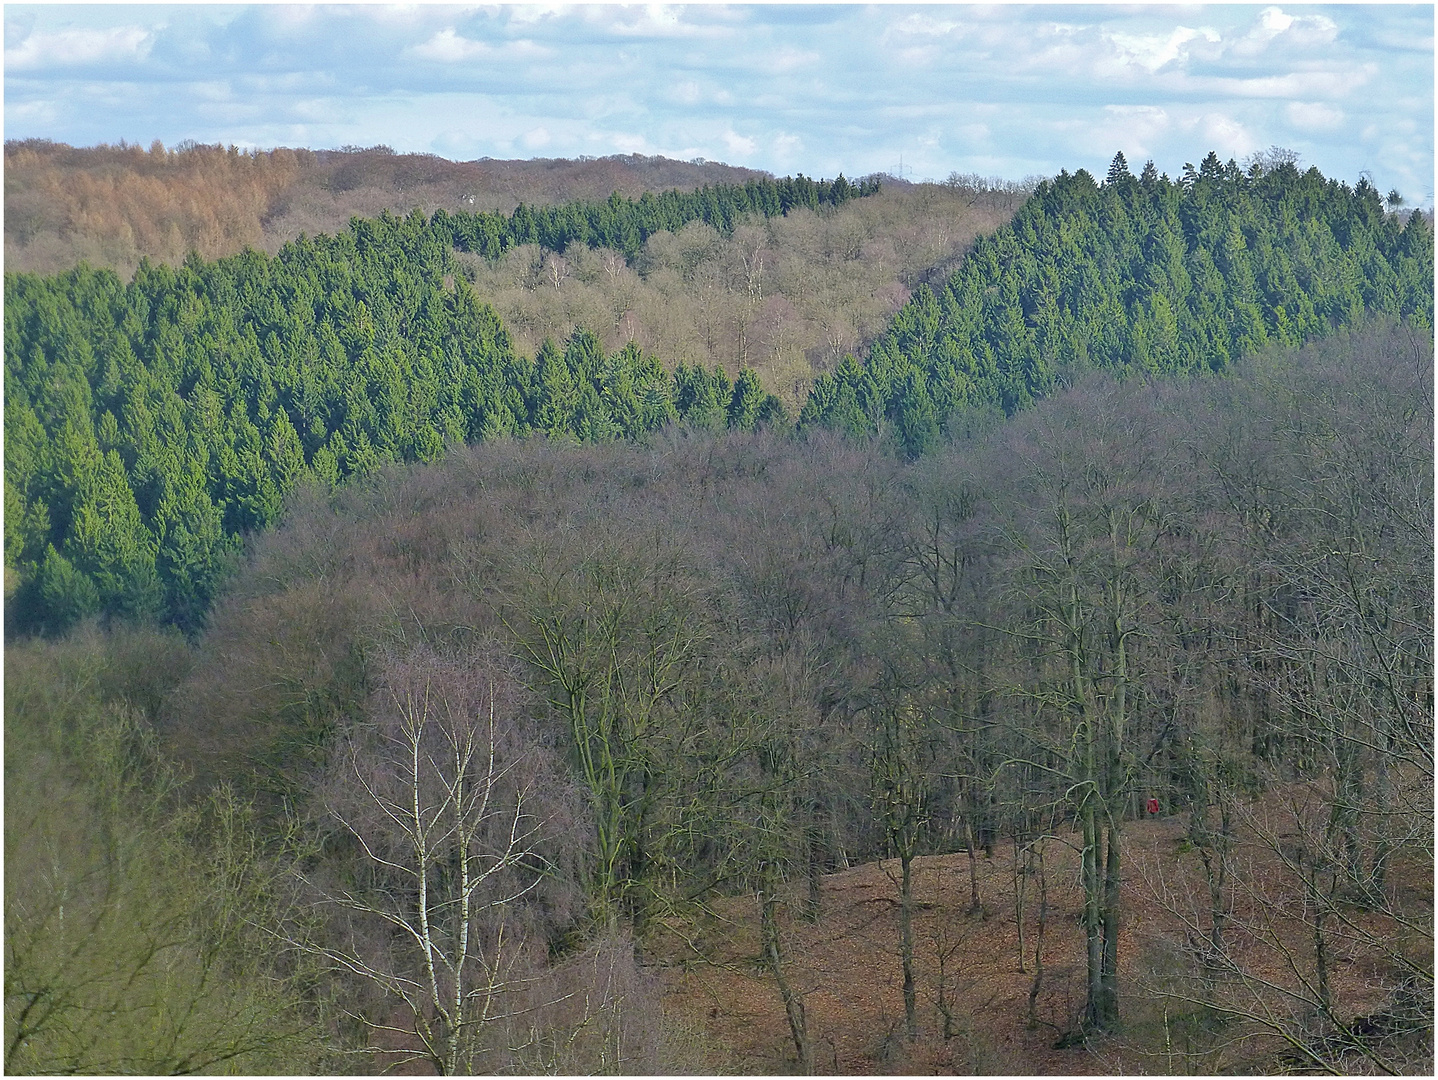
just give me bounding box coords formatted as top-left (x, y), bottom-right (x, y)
top-left (5, 208), bottom-right (783, 634)
top-left (437, 173), bottom-right (880, 259)
top-left (801, 152), bottom-right (1434, 456)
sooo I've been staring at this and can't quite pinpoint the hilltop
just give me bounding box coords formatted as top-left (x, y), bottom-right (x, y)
top-left (3, 140), bottom-right (1024, 417)
top-left (4, 139), bottom-right (769, 276)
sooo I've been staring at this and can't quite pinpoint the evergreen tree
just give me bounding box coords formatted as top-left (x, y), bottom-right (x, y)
top-left (5, 197), bottom-right (786, 635)
top-left (439, 172), bottom-right (879, 262)
top-left (1106, 152), bottom-right (1132, 185)
top-left (801, 154), bottom-right (1432, 449)
top-left (727, 369), bottom-right (766, 432)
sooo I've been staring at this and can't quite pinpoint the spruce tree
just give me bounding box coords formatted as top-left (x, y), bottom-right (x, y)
top-left (1106, 151), bottom-right (1131, 185)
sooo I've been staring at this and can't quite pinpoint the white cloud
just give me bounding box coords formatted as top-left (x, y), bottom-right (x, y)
top-left (7, 98), bottom-right (59, 124)
top-left (773, 132), bottom-right (802, 156)
top-left (5, 25), bottom-right (152, 71)
top-left (882, 14), bottom-right (961, 43)
top-left (724, 130), bottom-right (757, 157)
top-left (1095, 105), bottom-right (1172, 160)
top-left (521, 126), bottom-right (550, 150)
top-left (505, 6), bottom-right (570, 28)
top-left (263, 7), bottom-right (323, 34)
top-left (1284, 12), bottom-right (1340, 48)
top-left (768, 46), bottom-right (819, 74)
top-left (1286, 101), bottom-right (1345, 132)
top-left (408, 28), bottom-right (484, 62)
top-left (1198, 113), bottom-right (1258, 160)
top-left (190, 79), bottom-right (237, 103)
top-left (580, 5), bottom-right (728, 41)
top-left (879, 14), bottom-right (966, 68)
top-left (1194, 69), bottom-right (1373, 100)
top-left (290, 98), bottom-right (341, 123)
top-left (951, 121), bottom-right (991, 144)
top-left (1104, 25), bottom-right (1221, 74)
top-left (405, 28), bottom-right (547, 63)
top-left (1261, 8), bottom-right (1295, 35)
top-left (1231, 6), bottom-right (1339, 57)
top-left (606, 131), bottom-right (650, 154)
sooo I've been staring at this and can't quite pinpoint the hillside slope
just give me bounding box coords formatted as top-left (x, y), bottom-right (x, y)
top-left (6, 321), bottom-right (1430, 1074)
top-left (661, 810), bottom-right (1433, 1074)
top-left (459, 181), bottom-right (1017, 407)
top-left (4, 140), bottom-right (769, 277)
top-left (166, 321), bottom-right (1434, 1075)
top-left (4, 140), bottom-right (1023, 411)
top-left (804, 152), bottom-right (1434, 453)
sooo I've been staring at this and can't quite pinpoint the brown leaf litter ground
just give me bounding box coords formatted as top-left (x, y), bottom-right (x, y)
top-left (653, 811), bottom-right (1428, 1075)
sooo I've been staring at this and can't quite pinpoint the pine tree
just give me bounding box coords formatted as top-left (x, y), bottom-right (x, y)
top-left (36, 543), bottom-right (100, 633)
top-left (801, 152), bottom-right (1431, 443)
top-left (894, 370), bottom-right (939, 459)
top-left (727, 369), bottom-right (766, 432)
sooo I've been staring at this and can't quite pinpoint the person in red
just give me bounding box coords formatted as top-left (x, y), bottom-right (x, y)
top-left (1146, 797), bottom-right (1160, 814)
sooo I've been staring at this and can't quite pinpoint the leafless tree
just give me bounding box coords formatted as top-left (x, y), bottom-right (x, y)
top-left (1133, 324), bottom-right (1433, 1073)
top-left (293, 653), bottom-right (550, 1075)
top-left (871, 698), bottom-right (930, 1040)
top-left (996, 390), bottom-right (1172, 1033)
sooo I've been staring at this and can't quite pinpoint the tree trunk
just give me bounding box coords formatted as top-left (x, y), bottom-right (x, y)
top-left (1099, 816), bottom-right (1121, 1027)
top-left (1082, 802), bottom-right (1104, 1031)
top-left (900, 852), bottom-right (917, 1040)
top-left (761, 887), bottom-right (812, 1074)
top-left (805, 823), bottom-right (823, 922)
top-left (965, 813), bottom-right (981, 914)
top-left (1013, 832), bottom-right (1028, 974)
top-left (1027, 839), bottom-right (1047, 1030)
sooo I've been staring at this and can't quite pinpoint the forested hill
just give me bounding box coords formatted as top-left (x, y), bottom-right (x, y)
top-left (801, 151), bottom-right (1434, 456)
top-left (4, 200), bottom-right (790, 635)
top-left (5, 152), bottom-right (1431, 639)
top-left (4, 140), bottom-right (775, 276)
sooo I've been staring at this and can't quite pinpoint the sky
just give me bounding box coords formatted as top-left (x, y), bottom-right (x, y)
top-left (4, 4), bottom-right (1433, 206)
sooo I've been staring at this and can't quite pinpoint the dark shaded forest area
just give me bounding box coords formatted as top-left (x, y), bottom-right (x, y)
top-left (5, 145), bottom-right (1433, 1074)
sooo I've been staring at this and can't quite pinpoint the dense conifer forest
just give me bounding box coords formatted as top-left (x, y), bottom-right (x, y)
top-left (4, 200), bottom-right (795, 634)
top-left (802, 152), bottom-right (1433, 454)
top-left (5, 146), bottom-right (1433, 1075)
top-left (437, 172), bottom-right (879, 260)
top-left (5, 138), bottom-right (1023, 404)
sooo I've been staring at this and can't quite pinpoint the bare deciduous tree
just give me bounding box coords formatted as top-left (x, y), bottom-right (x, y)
top-left (294, 655), bottom-right (548, 1075)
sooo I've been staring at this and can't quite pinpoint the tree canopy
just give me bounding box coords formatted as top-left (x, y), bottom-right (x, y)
top-left (800, 153), bottom-right (1433, 454)
top-left (7, 152), bottom-right (1430, 637)
top-left (438, 173), bottom-right (880, 261)
top-left (5, 204), bottom-right (786, 635)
